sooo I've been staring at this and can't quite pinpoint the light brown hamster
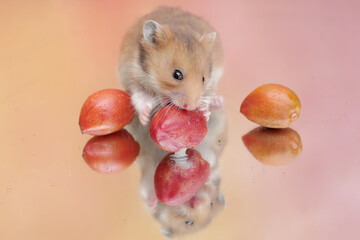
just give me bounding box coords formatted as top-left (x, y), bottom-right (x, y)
top-left (118, 6), bottom-right (224, 125)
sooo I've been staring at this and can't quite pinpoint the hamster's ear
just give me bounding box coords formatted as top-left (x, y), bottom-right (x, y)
top-left (201, 32), bottom-right (217, 49)
top-left (143, 20), bottom-right (166, 45)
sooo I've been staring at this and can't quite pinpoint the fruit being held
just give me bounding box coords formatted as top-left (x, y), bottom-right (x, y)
top-left (150, 105), bottom-right (207, 152)
top-left (240, 84), bottom-right (301, 128)
top-left (83, 129), bottom-right (140, 173)
top-left (154, 149), bottom-right (210, 206)
top-left (79, 89), bottom-right (135, 135)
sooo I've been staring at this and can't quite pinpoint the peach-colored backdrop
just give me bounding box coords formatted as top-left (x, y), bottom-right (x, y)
top-left (1, 0), bottom-right (360, 239)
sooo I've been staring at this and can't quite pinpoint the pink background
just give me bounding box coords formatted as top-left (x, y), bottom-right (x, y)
top-left (1, 0), bottom-right (360, 239)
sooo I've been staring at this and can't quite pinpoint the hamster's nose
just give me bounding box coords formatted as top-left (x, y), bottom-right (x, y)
top-left (183, 103), bottom-right (197, 111)
top-left (183, 97), bottom-right (200, 110)
top-left (189, 196), bottom-right (201, 208)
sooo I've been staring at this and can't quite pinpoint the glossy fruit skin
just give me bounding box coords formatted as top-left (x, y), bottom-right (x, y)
top-left (79, 89), bottom-right (135, 135)
top-left (242, 127), bottom-right (302, 165)
top-left (83, 129), bottom-right (140, 173)
top-left (154, 149), bottom-right (210, 206)
top-left (240, 84), bottom-right (301, 128)
top-left (149, 106), bottom-right (207, 152)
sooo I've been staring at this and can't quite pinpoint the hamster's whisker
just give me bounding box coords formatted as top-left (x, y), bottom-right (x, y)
top-left (157, 101), bottom-right (173, 120)
top-left (152, 97), bottom-right (171, 114)
top-left (173, 103), bottom-right (181, 116)
top-left (160, 106), bottom-right (170, 120)
top-left (151, 104), bottom-right (163, 115)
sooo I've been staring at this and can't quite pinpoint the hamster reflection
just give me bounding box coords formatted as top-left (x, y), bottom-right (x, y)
top-left (242, 127), bottom-right (302, 165)
top-left (155, 171), bottom-right (225, 238)
top-left (127, 109), bottom-right (227, 238)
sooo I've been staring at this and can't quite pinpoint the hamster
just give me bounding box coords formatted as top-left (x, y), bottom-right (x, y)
top-left (118, 6), bottom-right (224, 125)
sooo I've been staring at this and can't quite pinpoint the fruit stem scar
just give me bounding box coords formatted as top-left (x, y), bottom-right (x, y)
top-left (290, 112), bottom-right (298, 120)
top-left (170, 148), bottom-right (188, 160)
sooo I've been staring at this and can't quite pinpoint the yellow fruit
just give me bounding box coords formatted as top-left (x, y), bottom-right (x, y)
top-left (240, 84), bottom-right (301, 128)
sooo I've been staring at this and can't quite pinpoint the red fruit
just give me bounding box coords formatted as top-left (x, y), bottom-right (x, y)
top-left (149, 105), bottom-right (207, 152)
top-left (83, 129), bottom-right (140, 174)
top-left (154, 149), bottom-right (210, 206)
top-left (79, 89), bottom-right (135, 135)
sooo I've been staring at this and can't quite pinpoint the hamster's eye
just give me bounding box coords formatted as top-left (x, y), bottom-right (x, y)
top-left (173, 69), bottom-right (183, 81)
top-left (185, 220), bottom-right (194, 225)
top-left (202, 76), bottom-right (205, 84)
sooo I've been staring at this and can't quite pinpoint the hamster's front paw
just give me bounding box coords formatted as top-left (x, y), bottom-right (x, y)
top-left (209, 95), bottom-right (224, 111)
top-left (198, 103), bottom-right (211, 121)
top-left (131, 91), bottom-right (156, 126)
top-left (139, 105), bottom-right (152, 126)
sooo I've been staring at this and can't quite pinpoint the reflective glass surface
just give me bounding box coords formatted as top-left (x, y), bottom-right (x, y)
top-left (1, 1), bottom-right (359, 239)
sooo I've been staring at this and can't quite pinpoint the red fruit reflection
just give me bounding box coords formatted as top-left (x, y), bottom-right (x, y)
top-left (242, 127), bottom-right (302, 165)
top-left (83, 129), bottom-right (140, 173)
top-left (154, 149), bottom-right (210, 206)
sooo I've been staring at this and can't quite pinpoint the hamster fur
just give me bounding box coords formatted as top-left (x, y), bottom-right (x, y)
top-left (118, 6), bottom-right (224, 125)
